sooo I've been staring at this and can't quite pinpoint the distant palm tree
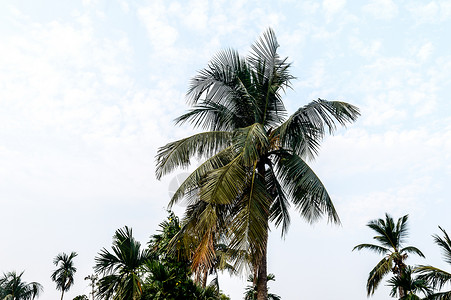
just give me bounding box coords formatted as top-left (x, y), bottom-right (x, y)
top-left (84, 274), bottom-right (97, 300)
top-left (51, 251), bottom-right (78, 300)
top-left (94, 226), bottom-right (151, 300)
top-left (417, 226), bottom-right (451, 299)
top-left (353, 213), bottom-right (425, 297)
top-left (387, 266), bottom-right (432, 299)
top-left (244, 273), bottom-right (280, 300)
top-left (0, 271), bottom-right (43, 300)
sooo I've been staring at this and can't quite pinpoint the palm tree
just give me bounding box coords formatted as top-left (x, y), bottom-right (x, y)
top-left (416, 226), bottom-right (451, 299)
top-left (244, 273), bottom-right (280, 300)
top-left (94, 226), bottom-right (151, 300)
top-left (0, 271), bottom-right (43, 300)
top-left (51, 251), bottom-right (78, 300)
top-left (353, 213), bottom-right (425, 297)
top-left (156, 27), bottom-right (360, 300)
top-left (387, 266), bottom-right (432, 299)
top-left (84, 274), bottom-right (98, 300)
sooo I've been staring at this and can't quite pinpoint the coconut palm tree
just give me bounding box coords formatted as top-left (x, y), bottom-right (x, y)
top-left (0, 271), bottom-right (43, 300)
top-left (94, 226), bottom-right (151, 300)
top-left (51, 251), bottom-right (78, 300)
top-left (156, 27), bottom-right (360, 299)
top-left (416, 226), bottom-right (451, 299)
top-left (387, 266), bottom-right (432, 299)
top-left (353, 213), bottom-right (425, 297)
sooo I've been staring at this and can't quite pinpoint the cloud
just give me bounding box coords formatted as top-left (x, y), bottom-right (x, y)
top-left (416, 42), bottom-right (434, 61)
top-left (362, 0), bottom-right (398, 20)
top-left (349, 36), bottom-right (382, 57)
top-left (323, 0), bottom-right (346, 19)
top-left (408, 1), bottom-right (451, 23)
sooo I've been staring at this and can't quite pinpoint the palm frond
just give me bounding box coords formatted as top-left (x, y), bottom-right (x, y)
top-left (274, 151), bottom-right (339, 224)
top-left (277, 99), bottom-right (360, 160)
top-left (416, 266), bottom-right (451, 290)
top-left (352, 243), bottom-right (390, 255)
top-left (233, 123), bottom-right (269, 166)
top-left (228, 168), bottom-right (271, 264)
top-left (434, 226), bottom-right (451, 265)
top-left (175, 102), bottom-right (247, 131)
top-left (367, 257), bottom-right (393, 296)
top-left (402, 246), bottom-right (425, 258)
top-left (155, 131), bottom-right (232, 180)
top-left (168, 146), bottom-right (235, 207)
top-left (199, 155), bottom-right (248, 205)
top-left (266, 164), bottom-right (290, 237)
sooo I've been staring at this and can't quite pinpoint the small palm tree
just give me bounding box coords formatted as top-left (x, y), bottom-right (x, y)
top-left (94, 226), bottom-right (151, 300)
top-left (417, 226), bottom-right (451, 299)
top-left (0, 271), bottom-right (43, 300)
top-left (353, 213), bottom-right (425, 297)
top-left (51, 251), bottom-right (78, 300)
top-left (244, 273), bottom-right (280, 300)
top-left (387, 266), bottom-right (432, 299)
top-left (84, 274), bottom-right (97, 300)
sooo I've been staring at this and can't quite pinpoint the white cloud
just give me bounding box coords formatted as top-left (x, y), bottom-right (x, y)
top-left (363, 0), bottom-right (398, 20)
top-left (349, 36), bottom-right (381, 57)
top-left (322, 0), bottom-right (346, 18)
top-left (417, 42), bottom-right (434, 61)
top-left (408, 1), bottom-right (451, 23)
top-left (137, 3), bottom-right (179, 50)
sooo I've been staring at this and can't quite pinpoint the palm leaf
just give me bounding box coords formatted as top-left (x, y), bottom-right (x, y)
top-left (352, 243), bottom-right (390, 255)
top-left (401, 246), bottom-right (425, 258)
top-left (277, 99), bottom-right (360, 160)
top-left (228, 167), bottom-right (271, 263)
top-left (367, 257), bottom-right (393, 296)
top-left (233, 123), bottom-right (269, 166)
top-left (417, 266), bottom-right (451, 290)
top-left (266, 164), bottom-right (290, 237)
top-left (274, 151), bottom-right (339, 224)
top-left (155, 131), bottom-right (232, 180)
top-left (199, 155), bottom-right (248, 205)
top-left (168, 146), bottom-right (235, 207)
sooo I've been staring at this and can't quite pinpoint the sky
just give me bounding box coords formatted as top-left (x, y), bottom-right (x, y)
top-left (1, 0), bottom-right (451, 299)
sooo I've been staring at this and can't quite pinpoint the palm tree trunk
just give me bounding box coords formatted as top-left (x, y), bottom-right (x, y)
top-left (61, 290), bottom-right (65, 300)
top-left (202, 268), bottom-right (208, 288)
top-left (256, 161), bottom-right (268, 300)
top-left (398, 287), bottom-right (405, 298)
top-left (256, 231), bottom-right (268, 300)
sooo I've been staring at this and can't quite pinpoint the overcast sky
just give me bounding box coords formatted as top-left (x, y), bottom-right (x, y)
top-left (1, 0), bottom-right (451, 299)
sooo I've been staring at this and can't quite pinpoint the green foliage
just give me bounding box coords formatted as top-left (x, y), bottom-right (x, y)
top-left (51, 251), bottom-right (78, 300)
top-left (387, 266), bottom-right (432, 299)
top-left (156, 27), bottom-right (359, 299)
top-left (244, 273), bottom-right (280, 300)
top-left (94, 226), bottom-right (151, 300)
top-left (0, 271), bottom-right (43, 300)
top-left (353, 213), bottom-right (425, 296)
top-left (417, 226), bottom-right (451, 299)
top-left (72, 295), bottom-right (88, 300)
top-left (142, 212), bottom-right (229, 300)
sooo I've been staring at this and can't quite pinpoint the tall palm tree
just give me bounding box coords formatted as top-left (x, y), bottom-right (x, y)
top-left (51, 251), bottom-right (78, 300)
top-left (416, 226), bottom-right (451, 299)
top-left (156, 28), bottom-right (360, 299)
top-left (353, 213), bottom-right (425, 297)
top-left (94, 226), bottom-right (151, 300)
top-left (387, 266), bottom-right (432, 300)
top-left (0, 271), bottom-right (43, 300)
